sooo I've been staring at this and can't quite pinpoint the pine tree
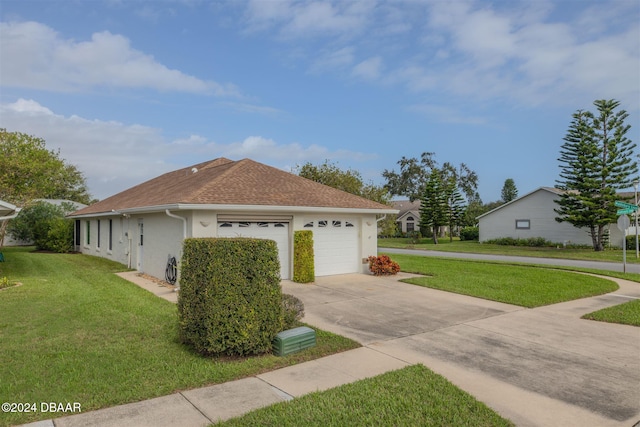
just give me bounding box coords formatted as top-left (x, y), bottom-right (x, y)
top-left (419, 170), bottom-right (447, 244)
top-left (501, 179), bottom-right (518, 202)
top-left (555, 99), bottom-right (638, 251)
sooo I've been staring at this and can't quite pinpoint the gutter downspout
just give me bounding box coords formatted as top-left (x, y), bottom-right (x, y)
top-left (165, 209), bottom-right (187, 239)
top-left (165, 210), bottom-right (187, 291)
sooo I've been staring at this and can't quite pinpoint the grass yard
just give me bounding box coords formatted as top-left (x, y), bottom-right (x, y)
top-left (0, 247), bottom-right (359, 427)
top-left (379, 237), bottom-right (640, 264)
top-left (384, 253), bottom-right (619, 308)
top-left (216, 364), bottom-right (513, 427)
top-left (582, 299), bottom-right (640, 326)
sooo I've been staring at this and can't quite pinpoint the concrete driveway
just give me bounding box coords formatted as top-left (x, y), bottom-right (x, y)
top-left (282, 272), bottom-right (640, 427)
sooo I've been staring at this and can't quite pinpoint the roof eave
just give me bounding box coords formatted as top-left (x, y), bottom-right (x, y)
top-left (69, 203), bottom-right (399, 218)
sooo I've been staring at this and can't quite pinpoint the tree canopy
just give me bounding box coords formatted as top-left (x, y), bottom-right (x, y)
top-left (0, 129), bottom-right (92, 206)
top-left (382, 152), bottom-right (478, 203)
top-left (554, 99), bottom-right (638, 251)
top-left (0, 129), bottom-right (92, 249)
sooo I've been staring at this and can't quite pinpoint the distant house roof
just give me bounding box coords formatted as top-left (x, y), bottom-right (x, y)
top-left (70, 158), bottom-right (397, 217)
top-left (476, 186), bottom-right (637, 220)
top-left (391, 200), bottom-right (420, 220)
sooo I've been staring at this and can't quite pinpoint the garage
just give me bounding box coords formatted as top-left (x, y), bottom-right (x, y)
top-left (217, 220), bottom-right (290, 279)
top-left (304, 218), bottom-right (359, 276)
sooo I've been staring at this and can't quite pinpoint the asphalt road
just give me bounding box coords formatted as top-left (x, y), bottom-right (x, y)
top-left (381, 247), bottom-right (640, 274)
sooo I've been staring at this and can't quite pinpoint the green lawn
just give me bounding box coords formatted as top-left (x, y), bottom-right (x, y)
top-left (216, 364), bottom-right (513, 427)
top-left (0, 247), bottom-right (359, 427)
top-left (582, 299), bottom-right (640, 326)
top-left (384, 253), bottom-right (619, 308)
top-left (379, 237), bottom-right (640, 264)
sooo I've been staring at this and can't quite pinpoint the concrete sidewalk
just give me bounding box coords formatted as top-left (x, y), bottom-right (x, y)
top-left (25, 347), bottom-right (407, 427)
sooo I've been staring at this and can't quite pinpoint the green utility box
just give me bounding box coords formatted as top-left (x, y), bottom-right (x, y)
top-left (272, 326), bottom-right (316, 356)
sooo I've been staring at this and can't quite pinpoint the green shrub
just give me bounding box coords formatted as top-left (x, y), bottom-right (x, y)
top-left (367, 255), bottom-right (400, 276)
top-left (178, 238), bottom-right (283, 356)
top-left (460, 226), bottom-right (479, 241)
top-left (485, 237), bottom-right (553, 247)
top-left (407, 230), bottom-right (422, 244)
top-left (625, 235), bottom-right (639, 250)
top-left (282, 293), bottom-right (305, 329)
top-left (8, 201), bottom-right (75, 252)
top-left (0, 277), bottom-right (11, 289)
top-left (293, 230), bottom-right (314, 283)
top-left (43, 218), bottom-right (74, 253)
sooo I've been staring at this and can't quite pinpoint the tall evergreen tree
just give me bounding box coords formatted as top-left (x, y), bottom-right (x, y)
top-left (555, 99), bottom-right (638, 251)
top-left (501, 178), bottom-right (518, 202)
top-left (419, 170), bottom-right (447, 244)
top-left (444, 184), bottom-right (466, 242)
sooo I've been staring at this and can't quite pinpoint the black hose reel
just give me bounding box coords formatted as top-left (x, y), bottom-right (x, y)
top-left (165, 255), bottom-right (177, 285)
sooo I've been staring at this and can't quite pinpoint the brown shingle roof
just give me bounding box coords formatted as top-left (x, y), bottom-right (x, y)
top-left (71, 158), bottom-right (394, 216)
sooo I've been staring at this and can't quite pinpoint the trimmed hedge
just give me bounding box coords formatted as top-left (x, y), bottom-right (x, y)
top-left (293, 230), bottom-right (315, 283)
top-left (177, 238), bottom-right (283, 356)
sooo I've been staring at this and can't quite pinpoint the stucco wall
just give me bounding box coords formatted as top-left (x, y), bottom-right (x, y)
top-left (76, 209), bottom-right (380, 282)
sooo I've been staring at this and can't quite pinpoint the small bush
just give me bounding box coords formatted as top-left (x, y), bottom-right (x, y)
top-left (485, 237), bottom-right (553, 247)
top-left (0, 277), bottom-right (11, 289)
top-left (626, 235), bottom-right (639, 250)
top-left (407, 230), bottom-right (422, 244)
top-left (367, 255), bottom-right (400, 276)
top-left (460, 226), bottom-right (479, 241)
top-left (178, 238), bottom-right (283, 356)
top-left (282, 293), bottom-right (305, 329)
top-left (293, 230), bottom-right (314, 283)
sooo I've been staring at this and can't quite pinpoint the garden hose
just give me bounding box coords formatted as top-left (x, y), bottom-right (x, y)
top-left (165, 255), bottom-right (177, 285)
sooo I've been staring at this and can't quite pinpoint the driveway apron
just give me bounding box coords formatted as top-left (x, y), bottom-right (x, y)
top-left (282, 273), bottom-right (640, 427)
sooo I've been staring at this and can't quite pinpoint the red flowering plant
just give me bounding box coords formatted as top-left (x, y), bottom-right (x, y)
top-left (367, 255), bottom-right (400, 276)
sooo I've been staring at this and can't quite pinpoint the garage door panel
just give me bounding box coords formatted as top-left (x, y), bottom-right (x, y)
top-left (307, 218), bottom-right (359, 276)
top-left (218, 222), bottom-right (289, 279)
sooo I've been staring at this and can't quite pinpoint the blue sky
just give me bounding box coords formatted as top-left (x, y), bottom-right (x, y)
top-left (1, 0), bottom-right (638, 203)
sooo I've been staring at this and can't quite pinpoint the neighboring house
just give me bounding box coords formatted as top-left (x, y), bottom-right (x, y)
top-left (0, 200), bottom-right (21, 220)
top-left (477, 187), bottom-right (631, 247)
top-left (391, 200), bottom-right (421, 234)
top-left (69, 158), bottom-right (398, 282)
top-left (2, 199), bottom-right (87, 247)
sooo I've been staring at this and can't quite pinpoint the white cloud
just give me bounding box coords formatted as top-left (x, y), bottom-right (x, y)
top-left (0, 21), bottom-right (239, 96)
top-left (309, 46), bottom-right (355, 74)
top-left (244, 0), bottom-right (373, 39)
top-left (352, 56), bottom-right (382, 80)
top-left (1, 99), bottom-right (375, 199)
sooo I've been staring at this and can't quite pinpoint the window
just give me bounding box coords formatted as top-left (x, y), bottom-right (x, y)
top-left (75, 220), bottom-right (81, 246)
top-left (85, 221), bottom-right (91, 245)
top-left (219, 222), bottom-right (232, 227)
top-left (97, 220), bottom-right (101, 248)
top-left (332, 220), bottom-right (342, 227)
top-left (238, 222), bottom-right (250, 227)
top-left (304, 221), bottom-right (314, 228)
top-left (345, 221), bottom-right (354, 227)
top-left (318, 220), bottom-right (328, 227)
top-left (274, 223), bottom-right (286, 227)
top-left (257, 222), bottom-right (269, 228)
top-left (406, 222), bottom-right (415, 232)
top-left (515, 219), bottom-right (530, 230)
top-left (108, 219), bottom-right (113, 251)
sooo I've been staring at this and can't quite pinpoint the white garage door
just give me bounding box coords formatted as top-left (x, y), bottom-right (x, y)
top-left (304, 219), bottom-right (359, 276)
top-left (217, 221), bottom-right (290, 279)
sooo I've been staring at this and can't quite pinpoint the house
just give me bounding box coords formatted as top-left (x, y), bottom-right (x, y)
top-left (477, 187), bottom-right (631, 247)
top-left (391, 200), bottom-right (421, 234)
top-left (0, 200), bottom-right (21, 221)
top-left (69, 158), bottom-right (398, 282)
